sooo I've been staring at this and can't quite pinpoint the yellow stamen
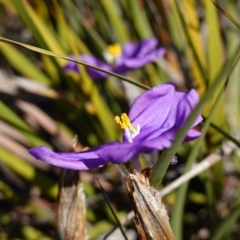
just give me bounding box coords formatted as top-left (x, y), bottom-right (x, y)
top-left (115, 113), bottom-right (137, 132)
top-left (107, 44), bottom-right (122, 57)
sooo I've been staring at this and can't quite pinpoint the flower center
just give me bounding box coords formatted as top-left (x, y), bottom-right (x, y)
top-left (107, 44), bottom-right (122, 57)
top-left (115, 113), bottom-right (140, 143)
top-left (103, 44), bottom-right (122, 65)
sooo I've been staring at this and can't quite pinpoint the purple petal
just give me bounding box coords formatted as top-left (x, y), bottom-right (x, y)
top-left (125, 83), bottom-right (202, 143)
top-left (121, 42), bottom-right (138, 58)
top-left (121, 38), bottom-right (158, 58)
top-left (160, 85), bottom-right (202, 130)
top-left (81, 55), bottom-right (112, 79)
top-left (136, 38), bottom-right (159, 57)
top-left (128, 83), bottom-right (175, 129)
top-left (184, 128), bottom-right (201, 142)
top-left (96, 135), bottom-right (173, 164)
top-left (29, 138), bottom-right (171, 170)
top-left (64, 54), bottom-right (79, 73)
top-left (114, 47), bottom-right (166, 75)
top-left (29, 146), bottom-right (107, 170)
top-left (96, 142), bottom-right (141, 164)
top-left (64, 54), bottom-right (112, 80)
top-left (29, 141), bottom-right (145, 170)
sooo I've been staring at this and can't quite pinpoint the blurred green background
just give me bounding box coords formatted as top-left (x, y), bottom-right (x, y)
top-left (0, 0), bottom-right (240, 239)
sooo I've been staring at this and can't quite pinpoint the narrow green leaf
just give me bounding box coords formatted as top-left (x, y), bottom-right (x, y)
top-left (52, 0), bottom-right (90, 54)
top-left (126, 0), bottom-right (161, 86)
top-left (0, 36), bottom-right (149, 90)
top-left (213, 2), bottom-right (240, 29)
top-left (226, 2), bottom-right (240, 132)
top-left (0, 0), bottom-right (14, 8)
top-left (0, 38), bottom-right (124, 140)
top-left (62, 0), bottom-right (107, 53)
top-left (204, 0), bottom-right (226, 147)
top-left (182, 0), bottom-right (206, 96)
top-left (75, 67), bottom-right (117, 141)
top-left (100, 0), bottom-right (129, 43)
top-left (173, 0), bottom-right (207, 83)
top-left (164, 0), bottom-right (184, 50)
top-left (9, 0), bottom-right (45, 48)
top-left (22, 226), bottom-right (52, 240)
top-left (0, 43), bottom-right (51, 86)
top-left (171, 80), bottom-right (227, 240)
top-left (210, 203), bottom-right (240, 240)
top-left (0, 147), bottom-right (58, 199)
top-left (0, 101), bottom-right (50, 147)
top-left (127, 0), bottom-right (153, 38)
top-left (88, 221), bottom-right (113, 239)
top-left (11, 0), bottom-right (65, 54)
top-left (149, 45), bottom-right (240, 189)
top-left (207, 120), bottom-right (240, 148)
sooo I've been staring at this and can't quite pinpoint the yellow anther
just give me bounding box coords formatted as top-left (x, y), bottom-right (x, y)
top-left (114, 116), bottom-right (124, 128)
top-left (115, 113), bottom-right (137, 132)
top-left (107, 44), bottom-right (122, 57)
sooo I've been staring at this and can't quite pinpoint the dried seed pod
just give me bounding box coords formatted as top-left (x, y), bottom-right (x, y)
top-left (57, 170), bottom-right (87, 240)
top-left (56, 136), bottom-right (87, 240)
top-left (125, 169), bottom-right (174, 240)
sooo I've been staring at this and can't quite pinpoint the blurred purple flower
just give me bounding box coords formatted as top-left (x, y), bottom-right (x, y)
top-left (29, 83), bottom-right (202, 170)
top-left (64, 38), bottom-right (166, 80)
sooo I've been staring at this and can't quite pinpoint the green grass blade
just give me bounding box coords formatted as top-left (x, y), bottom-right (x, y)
top-left (127, 0), bottom-right (153, 38)
top-left (0, 36), bottom-right (149, 90)
top-left (210, 203), bottom-right (240, 240)
top-left (52, 0), bottom-right (90, 54)
top-left (173, 0), bottom-right (207, 83)
top-left (0, 147), bottom-right (58, 199)
top-left (149, 45), bottom-right (240, 189)
top-left (171, 81), bottom-right (227, 240)
top-left (126, 1), bottom-right (160, 86)
top-left (0, 36), bottom-right (144, 141)
top-left (207, 120), bottom-right (240, 148)
top-left (10, 0), bottom-right (66, 55)
top-left (204, 0), bottom-right (226, 147)
top-left (9, 0), bottom-right (46, 48)
top-left (225, 2), bottom-right (240, 132)
top-left (163, 0), bottom-right (184, 50)
top-left (205, 1), bottom-right (223, 82)
top-left (213, 2), bottom-right (240, 29)
top-left (0, 101), bottom-right (50, 147)
top-left (0, 43), bottom-right (51, 86)
top-left (62, 0), bottom-right (107, 53)
top-left (100, 0), bottom-right (129, 43)
top-left (182, 0), bottom-right (206, 95)
top-left (21, 226), bottom-right (52, 240)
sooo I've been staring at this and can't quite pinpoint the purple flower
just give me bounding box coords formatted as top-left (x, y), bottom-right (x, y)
top-left (64, 38), bottom-right (166, 80)
top-left (29, 83), bottom-right (202, 170)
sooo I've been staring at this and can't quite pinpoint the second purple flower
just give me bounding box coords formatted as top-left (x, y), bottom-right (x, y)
top-left (64, 38), bottom-right (166, 80)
